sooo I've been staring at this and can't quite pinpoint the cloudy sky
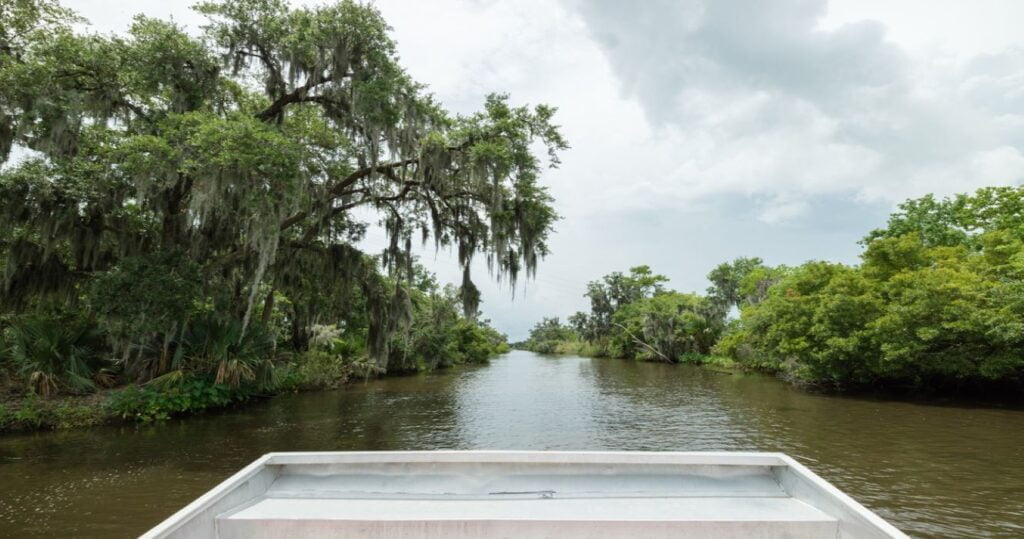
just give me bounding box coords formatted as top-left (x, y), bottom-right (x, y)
top-left (64, 0), bottom-right (1024, 339)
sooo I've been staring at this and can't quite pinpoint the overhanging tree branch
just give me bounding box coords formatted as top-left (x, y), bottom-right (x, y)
top-left (278, 157), bottom-right (421, 232)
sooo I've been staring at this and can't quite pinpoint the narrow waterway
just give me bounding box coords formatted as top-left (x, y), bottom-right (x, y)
top-left (1, 350), bottom-right (1022, 537)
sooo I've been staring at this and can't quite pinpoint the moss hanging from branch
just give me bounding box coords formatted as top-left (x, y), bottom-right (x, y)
top-left (0, 0), bottom-right (566, 371)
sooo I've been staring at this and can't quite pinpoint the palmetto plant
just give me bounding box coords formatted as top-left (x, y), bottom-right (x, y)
top-left (5, 316), bottom-right (106, 397)
top-left (179, 315), bottom-right (279, 389)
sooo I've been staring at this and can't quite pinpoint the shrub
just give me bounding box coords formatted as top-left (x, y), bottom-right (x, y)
top-left (106, 376), bottom-right (247, 422)
top-left (9, 395), bottom-right (50, 429)
top-left (88, 252), bottom-right (202, 379)
top-left (178, 314), bottom-right (281, 389)
top-left (5, 314), bottom-right (107, 397)
top-left (292, 349), bottom-right (350, 390)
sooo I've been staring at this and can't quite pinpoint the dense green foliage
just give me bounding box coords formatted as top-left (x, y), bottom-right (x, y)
top-left (523, 266), bottom-right (726, 363)
top-left (0, 259), bottom-right (511, 430)
top-left (609, 292), bottom-right (721, 361)
top-left (386, 270), bottom-right (511, 372)
top-left (106, 375), bottom-right (252, 422)
top-left (520, 317), bottom-right (577, 354)
top-left (720, 186), bottom-right (1024, 389)
top-left (5, 313), bottom-right (108, 396)
top-left (0, 0), bottom-right (540, 427)
top-left (525, 186), bottom-right (1024, 393)
top-left (706, 257), bottom-right (787, 312)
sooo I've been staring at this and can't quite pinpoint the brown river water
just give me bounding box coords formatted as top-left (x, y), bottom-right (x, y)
top-left (1, 350), bottom-right (1023, 537)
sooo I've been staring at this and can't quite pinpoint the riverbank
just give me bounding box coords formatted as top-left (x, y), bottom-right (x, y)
top-left (0, 392), bottom-right (111, 432)
top-left (0, 378), bottom-right (285, 433)
top-left (515, 340), bottom-right (737, 370)
top-left (514, 341), bottom-right (1024, 403)
top-left (0, 379), bottom-right (272, 433)
top-left (0, 350), bottom-right (502, 434)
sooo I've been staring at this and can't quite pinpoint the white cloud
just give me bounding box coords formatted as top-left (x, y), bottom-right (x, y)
top-left (565, 0), bottom-right (1024, 218)
top-left (821, 0), bottom-right (1024, 58)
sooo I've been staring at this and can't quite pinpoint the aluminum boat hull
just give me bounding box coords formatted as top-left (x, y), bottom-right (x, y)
top-left (142, 451), bottom-right (906, 538)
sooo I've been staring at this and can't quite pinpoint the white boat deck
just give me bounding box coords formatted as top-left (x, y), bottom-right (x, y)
top-left (220, 496), bottom-right (838, 538)
top-left (143, 451), bottom-right (907, 539)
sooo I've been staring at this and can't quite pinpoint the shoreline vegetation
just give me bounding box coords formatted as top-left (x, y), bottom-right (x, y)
top-left (0, 264), bottom-right (513, 433)
top-left (519, 186), bottom-right (1024, 401)
top-left (0, 263), bottom-right (513, 434)
top-left (1, 337), bottom-right (510, 433)
top-left (0, 1), bottom-right (549, 434)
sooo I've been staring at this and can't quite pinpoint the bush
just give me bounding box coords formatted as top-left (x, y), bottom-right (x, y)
top-left (7, 395), bottom-right (50, 429)
top-left (291, 349), bottom-right (381, 390)
top-left (4, 314), bottom-right (108, 397)
top-left (50, 401), bottom-right (108, 428)
top-left (106, 376), bottom-right (248, 422)
top-left (88, 252), bottom-right (202, 378)
top-left (289, 324), bottom-right (380, 389)
top-left (177, 314), bottom-right (282, 389)
top-left (291, 349), bottom-right (345, 389)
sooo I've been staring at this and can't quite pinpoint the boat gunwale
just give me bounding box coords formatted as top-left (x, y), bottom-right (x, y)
top-left (776, 454), bottom-right (907, 538)
top-left (140, 453), bottom-right (275, 539)
top-left (140, 451), bottom-right (907, 539)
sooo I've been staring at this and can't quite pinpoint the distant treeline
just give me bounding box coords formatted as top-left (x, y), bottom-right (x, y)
top-left (521, 186), bottom-right (1024, 392)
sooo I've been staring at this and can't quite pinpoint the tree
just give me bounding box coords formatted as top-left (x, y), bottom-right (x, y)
top-left (863, 186), bottom-right (1024, 248)
top-left (0, 0), bottom-right (565, 375)
top-left (610, 292), bottom-right (722, 362)
top-left (388, 282), bottom-right (508, 372)
top-left (706, 257), bottom-right (786, 313)
top-left (523, 317), bottom-right (576, 354)
top-left (567, 311), bottom-right (594, 341)
top-left (707, 257), bottom-right (763, 311)
top-left (723, 261), bottom-right (883, 382)
top-left (720, 186), bottom-right (1024, 389)
top-left (526, 265), bottom-right (725, 362)
top-left (582, 266), bottom-right (668, 341)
